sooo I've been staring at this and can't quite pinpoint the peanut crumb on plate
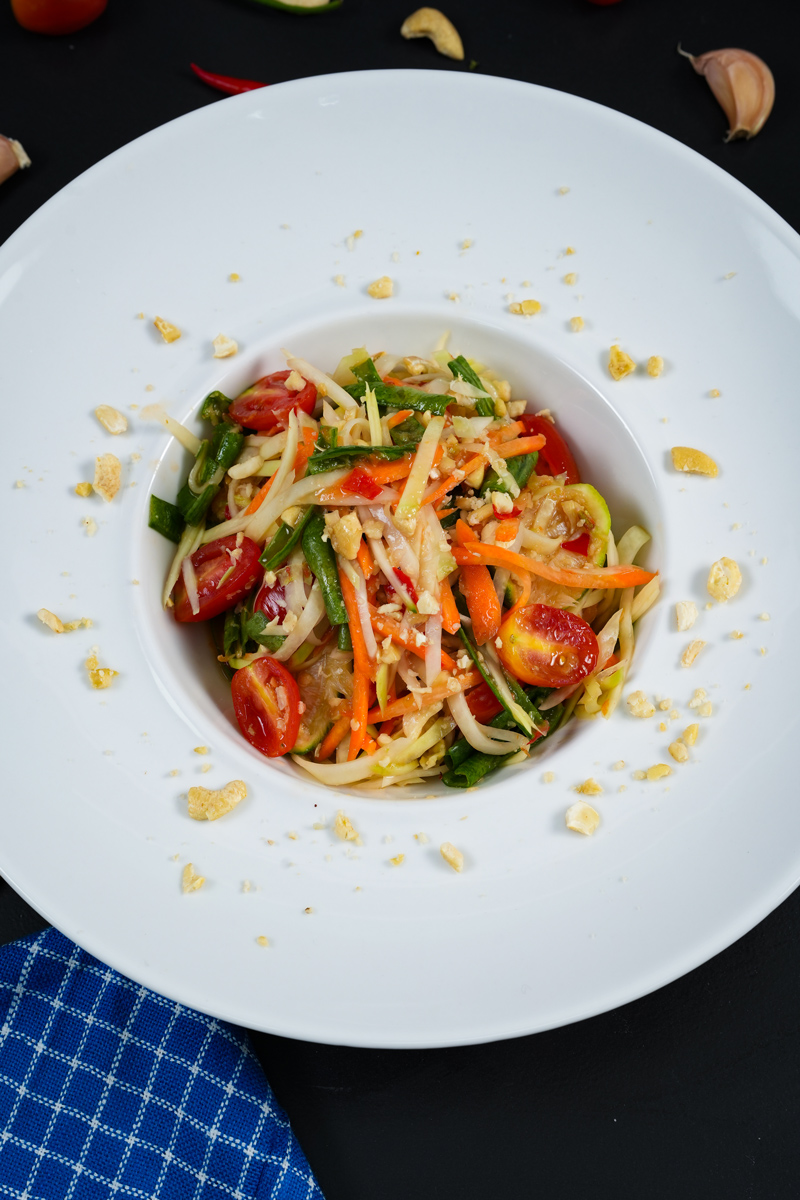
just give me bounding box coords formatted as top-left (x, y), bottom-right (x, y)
top-left (647, 356), bottom-right (664, 377)
top-left (389, 854), bottom-right (405, 867)
top-left (608, 345), bottom-right (636, 380)
top-left (569, 316), bottom-right (584, 332)
top-left (212, 334), bottom-right (238, 358)
top-left (509, 299), bottom-right (541, 316)
top-left (187, 780), bottom-right (246, 822)
top-left (95, 405), bottom-right (127, 434)
top-left (182, 863), bottom-right (205, 893)
top-left (440, 842), bottom-right (464, 872)
top-left (153, 316), bottom-right (181, 343)
top-left (93, 453), bottom-right (121, 502)
top-left (627, 691), bottom-right (655, 719)
top-left (671, 446), bottom-right (718, 476)
top-left (333, 810), bottom-right (362, 844)
top-left (676, 601), bottom-right (697, 631)
top-left (85, 650), bottom-right (117, 690)
top-left (256, 936), bottom-right (269, 947)
top-left (565, 802), bottom-right (600, 835)
top-left (646, 764), bottom-right (672, 781)
top-left (575, 778), bottom-right (603, 796)
top-left (669, 740), bottom-right (689, 763)
top-left (683, 724), bottom-right (699, 746)
top-left (367, 276), bottom-right (393, 299)
top-left (681, 640), bottom-right (706, 667)
top-left (707, 557), bottom-right (742, 601)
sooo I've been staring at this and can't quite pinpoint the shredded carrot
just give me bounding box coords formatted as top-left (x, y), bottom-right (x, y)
top-left (370, 610), bottom-right (457, 671)
top-left (435, 508), bottom-right (456, 519)
top-left (495, 435), bottom-right (546, 459)
top-left (452, 541), bottom-right (656, 590)
top-left (459, 563), bottom-right (501, 646)
top-left (439, 576), bottom-right (461, 634)
top-left (357, 539), bottom-right (375, 580)
top-left (365, 671), bottom-right (481, 722)
top-left (422, 453), bottom-right (486, 511)
top-left (488, 421), bottom-right (524, 443)
top-left (316, 711), bottom-right (354, 761)
top-left (339, 568), bottom-right (372, 761)
top-left (495, 518), bottom-right (519, 543)
top-left (386, 408), bottom-right (414, 428)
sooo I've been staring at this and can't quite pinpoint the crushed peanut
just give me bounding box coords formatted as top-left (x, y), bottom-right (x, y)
top-left (608, 345), bottom-right (636, 380)
top-left (707, 557), bottom-right (742, 602)
top-left (367, 276), bottom-right (393, 299)
top-left (647, 356), bottom-right (664, 378)
top-left (565, 801), bottom-right (600, 836)
top-left (256, 936), bottom-right (270, 947)
top-left (709, 388), bottom-right (721, 398)
top-left (193, 746), bottom-right (209, 755)
top-left (37, 608), bottom-right (65, 633)
top-left (153, 316), bottom-right (181, 343)
top-left (668, 740), bottom-right (689, 763)
top-left (413, 832), bottom-right (430, 844)
top-left (542, 771), bottom-right (555, 783)
top-left (675, 600), bottom-right (698, 631)
top-left (681, 640), bottom-right (706, 667)
top-left (670, 446), bottom-right (719, 477)
top-left (389, 854), bottom-right (405, 867)
top-left (440, 842), bottom-right (464, 872)
top-left (698, 702), bottom-right (713, 716)
top-left (575, 778), bottom-right (603, 796)
top-left (688, 688), bottom-right (707, 709)
top-left (658, 699), bottom-right (671, 711)
top-left (182, 863), bottom-right (205, 893)
top-left (85, 651), bottom-right (118, 690)
top-left (569, 316), bottom-right (584, 332)
top-left (187, 779), bottom-right (247, 822)
top-left (329, 512), bottom-right (363, 560)
top-left (74, 482), bottom-right (92, 497)
top-left (212, 334), bottom-right (238, 358)
top-left (563, 272), bottom-right (578, 286)
top-left (646, 764), bottom-right (672, 781)
top-left (730, 630), bottom-right (744, 640)
top-left (613, 760), bottom-right (625, 771)
top-left (627, 690), bottom-right (655, 719)
top-left (93, 453), bottom-right (121, 502)
top-left (95, 405), bottom-right (128, 435)
top-left (509, 299), bottom-right (541, 316)
top-left (683, 723), bottom-right (699, 746)
top-left (333, 810), bottom-right (361, 844)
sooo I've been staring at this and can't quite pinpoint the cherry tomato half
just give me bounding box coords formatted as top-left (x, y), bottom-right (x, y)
top-left (466, 681), bottom-right (504, 724)
top-left (253, 575), bottom-right (287, 624)
top-left (231, 657), bottom-right (301, 757)
top-left (497, 603), bottom-right (599, 688)
top-left (173, 535), bottom-right (262, 622)
top-left (521, 414), bottom-right (581, 485)
top-left (229, 370), bottom-right (317, 432)
top-left (12, 0), bottom-right (106, 34)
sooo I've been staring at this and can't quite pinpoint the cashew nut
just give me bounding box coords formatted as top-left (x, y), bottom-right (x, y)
top-left (401, 7), bottom-right (464, 60)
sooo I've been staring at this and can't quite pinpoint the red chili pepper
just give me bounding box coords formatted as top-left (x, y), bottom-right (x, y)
top-left (190, 63), bottom-right (268, 96)
top-left (561, 532), bottom-right (591, 555)
top-left (340, 467), bottom-right (382, 500)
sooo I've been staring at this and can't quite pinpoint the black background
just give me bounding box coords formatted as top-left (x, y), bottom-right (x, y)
top-left (2, 2), bottom-right (799, 1197)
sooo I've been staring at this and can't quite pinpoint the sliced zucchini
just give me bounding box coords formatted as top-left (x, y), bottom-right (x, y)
top-left (564, 483), bottom-right (611, 566)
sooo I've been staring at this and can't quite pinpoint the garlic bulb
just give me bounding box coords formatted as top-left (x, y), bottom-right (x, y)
top-left (0, 135), bottom-right (30, 186)
top-left (679, 46), bottom-right (775, 141)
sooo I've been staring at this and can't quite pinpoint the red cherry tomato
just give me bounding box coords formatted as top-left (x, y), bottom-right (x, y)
top-left (340, 466), bottom-right (382, 499)
top-left (173, 536), bottom-right (262, 622)
top-left (466, 681), bottom-right (504, 724)
top-left (520, 414), bottom-right (581, 484)
top-left (229, 370), bottom-right (317, 432)
top-left (561, 531), bottom-right (590, 555)
top-left (497, 603), bottom-right (599, 688)
top-left (11, 0), bottom-right (106, 34)
top-left (231, 657), bottom-right (301, 757)
top-left (253, 576), bottom-right (287, 624)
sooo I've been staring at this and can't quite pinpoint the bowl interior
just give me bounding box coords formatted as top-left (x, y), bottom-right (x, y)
top-left (133, 307), bottom-right (664, 800)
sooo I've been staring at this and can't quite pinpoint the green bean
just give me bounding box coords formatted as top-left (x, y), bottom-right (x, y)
top-left (148, 495), bottom-right (185, 543)
top-left (448, 355), bottom-right (495, 418)
top-left (259, 506), bottom-right (317, 570)
top-left (301, 511), bottom-right (347, 625)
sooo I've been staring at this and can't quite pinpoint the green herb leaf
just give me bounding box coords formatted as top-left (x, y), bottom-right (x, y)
top-left (305, 443), bottom-right (408, 476)
top-left (389, 414), bottom-right (426, 448)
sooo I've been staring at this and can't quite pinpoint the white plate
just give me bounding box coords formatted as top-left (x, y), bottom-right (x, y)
top-left (2, 70), bottom-right (798, 1048)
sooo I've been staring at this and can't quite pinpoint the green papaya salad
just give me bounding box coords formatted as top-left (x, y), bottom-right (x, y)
top-left (147, 340), bottom-right (659, 789)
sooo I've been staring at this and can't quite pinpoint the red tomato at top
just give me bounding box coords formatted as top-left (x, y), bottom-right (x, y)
top-left (173, 535), bottom-right (262, 623)
top-left (521, 414), bottom-right (581, 485)
top-left (12, 0), bottom-right (106, 34)
top-left (497, 603), bottom-right (598, 688)
top-left (231, 657), bottom-right (301, 757)
top-left (229, 370), bottom-right (317, 432)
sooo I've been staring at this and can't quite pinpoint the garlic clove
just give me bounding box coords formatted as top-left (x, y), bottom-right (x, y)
top-left (679, 46), bottom-right (775, 141)
top-left (0, 135), bottom-right (31, 186)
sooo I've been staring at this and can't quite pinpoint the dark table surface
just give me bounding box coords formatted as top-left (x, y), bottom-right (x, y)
top-left (3, 1), bottom-right (799, 1197)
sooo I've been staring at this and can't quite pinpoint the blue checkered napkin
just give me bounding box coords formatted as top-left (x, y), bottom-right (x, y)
top-left (0, 928), bottom-right (324, 1199)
